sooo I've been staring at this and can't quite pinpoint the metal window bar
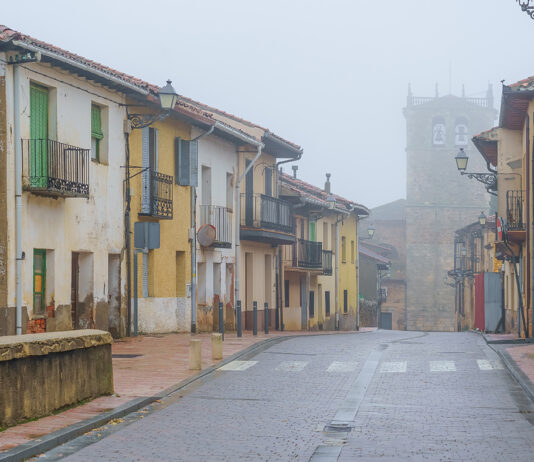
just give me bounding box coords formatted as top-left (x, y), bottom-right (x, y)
top-left (241, 193), bottom-right (293, 234)
top-left (506, 190), bottom-right (525, 231)
top-left (144, 169), bottom-right (173, 219)
top-left (23, 139), bottom-right (89, 197)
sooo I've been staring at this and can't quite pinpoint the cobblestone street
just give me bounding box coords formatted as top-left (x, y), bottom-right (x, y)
top-left (39, 331), bottom-right (534, 461)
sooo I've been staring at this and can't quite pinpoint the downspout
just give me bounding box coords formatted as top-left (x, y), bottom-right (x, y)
top-left (275, 153), bottom-right (302, 331)
top-left (355, 217), bottom-right (360, 330)
top-left (14, 64), bottom-right (22, 335)
top-left (190, 125), bottom-right (215, 334)
top-left (235, 144), bottom-right (263, 307)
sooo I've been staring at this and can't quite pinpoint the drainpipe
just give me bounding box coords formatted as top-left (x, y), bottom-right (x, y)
top-left (355, 215), bottom-right (360, 331)
top-left (235, 144), bottom-right (263, 306)
top-left (335, 217), bottom-right (341, 330)
top-left (190, 125), bottom-right (215, 334)
top-left (14, 64), bottom-right (22, 335)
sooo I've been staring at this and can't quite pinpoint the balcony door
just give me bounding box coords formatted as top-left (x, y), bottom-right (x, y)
top-left (30, 84), bottom-right (49, 188)
top-left (245, 159), bottom-right (254, 226)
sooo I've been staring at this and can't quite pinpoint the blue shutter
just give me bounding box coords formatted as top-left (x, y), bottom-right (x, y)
top-left (190, 140), bottom-right (198, 187)
top-left (141, 127), bottom-right (150, 213)
top-left (179, 139), bottom-right (190, 185)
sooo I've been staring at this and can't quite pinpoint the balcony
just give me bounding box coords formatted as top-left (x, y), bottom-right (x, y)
top-left (506, 190), bottom-right (525, 242)
top-left (22, 139), bottom-right (89, 197)
top-left (282, 239), bottom-right (323, 271)
top-left (322, 250), bottom-right (333, 275)
top-left (139, 169), bottom-right (173, 219)
top-left (240, 193), bottom-right (295, 245)
top-left (199, 205), bottom-right (232, 248)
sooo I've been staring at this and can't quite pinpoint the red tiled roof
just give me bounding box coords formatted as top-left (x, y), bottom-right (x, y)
top-left (359, 245), bottom-right (391, 265)
top-left (280, 172), bottom-right (369, 216)
top-left (472, 126), bottom-right (498, 166)
top-left (508, 75), bottom-right (534, 91)
top-left (0, 25), bottom-right (298, 149)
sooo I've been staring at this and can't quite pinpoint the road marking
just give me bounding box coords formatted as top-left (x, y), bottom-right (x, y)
top-left (327, 361), bottom-right (358, 372)
top-left (430, 360), bottom-right (456, 372)
top-left (379, 361), bottom-right (407, 373)
top-left (219, 360), bottom-right (258, 371)
top-left (275, 360), bottom-right (308, 371)
top-left (477, 359), bottom-right (504, 370)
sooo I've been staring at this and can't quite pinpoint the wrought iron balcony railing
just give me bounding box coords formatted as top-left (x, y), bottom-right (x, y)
top-left (506, 190), bottom-right (525, 231)
top-left (322, 250), bottom-right (333, 276)
top-left (297, 239), bottom-right (322, 269)
top-left (140, 169), bottom-right (173, 219)
top-left (22, 139), bottom-right (89, 197)
top-left (199, 205), bottom-right (232, 247)
top-left (241, 193), bottom-right (293, 234)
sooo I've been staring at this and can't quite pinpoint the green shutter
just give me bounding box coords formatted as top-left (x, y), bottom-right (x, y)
top-left (91, 105), bottom-right (103, 139)
top-left (309, 222), bottom-right (316, 241)
top-left (30, 84), bottom-right (48, 188)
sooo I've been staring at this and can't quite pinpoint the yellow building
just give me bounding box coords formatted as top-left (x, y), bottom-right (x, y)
top-left (279, 172), bottom-right (369, 330)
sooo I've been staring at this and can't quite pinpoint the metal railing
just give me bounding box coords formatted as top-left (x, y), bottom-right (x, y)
top-left (199, 205), bottom-right (232, 247)
top-left (506, 190), bottom-right (525, 231)
top-left (322, 250), bottom-right (333, 275)
top-left (23, 139), bottom-right (89, 197)
top-left (241, 193), bottom-right (293, 234)
top-left (408, 95), bottom-right (490, 108)
top-left (141, 169), bottom-right (173, 219)
top-left (297, 239), bottom-right (322, 269)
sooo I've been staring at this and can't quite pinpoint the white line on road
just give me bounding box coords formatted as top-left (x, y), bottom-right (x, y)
top-left (327, 361), bottom-right (359, 372)
top-left (379, 361), bottom-right (407, 373)
top-left (477, 359), bottom-right (504, 370)
top-left (275, 360), bottom-right (308, 371)
top-left (219, 360), bottom-right (258, 371)
top-left (430, 360), bottom-right (456, 372)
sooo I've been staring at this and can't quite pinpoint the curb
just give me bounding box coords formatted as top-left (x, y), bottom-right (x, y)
top-left (0, 331), bottom-right (368, 461)
top-left (478, 331), bottom-right (534, 405)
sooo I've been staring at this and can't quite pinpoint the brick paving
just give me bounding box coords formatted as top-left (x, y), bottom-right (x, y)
top-left (0, 329), bottom-right (368, 453)
top-left (39, 331), bottom-right (534, 461)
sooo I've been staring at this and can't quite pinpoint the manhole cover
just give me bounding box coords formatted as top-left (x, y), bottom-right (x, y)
top-left (112, 354), bottom-right (142, 358)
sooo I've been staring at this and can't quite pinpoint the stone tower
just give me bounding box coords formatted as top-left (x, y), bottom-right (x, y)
top-left (404, 84), bottom-right (496, 331)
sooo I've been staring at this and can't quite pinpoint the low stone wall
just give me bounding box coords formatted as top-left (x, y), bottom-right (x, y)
top-left (0, 330), bottom-right (113, 428)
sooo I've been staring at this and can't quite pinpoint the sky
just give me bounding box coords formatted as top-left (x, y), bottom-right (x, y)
top-left (2, 1), bottom-right (534, 208)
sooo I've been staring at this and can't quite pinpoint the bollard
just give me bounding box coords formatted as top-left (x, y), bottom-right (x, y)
top-left (218, 301), bottom-right (224, 341)
top-left (264, 302), bottom-right (269, 334)
top-left (253, 301), bottom-right (258, 336)
top-left (189, 338), bottom-right (202, 370)
top-left (211, 333), bottom-right (223, 360)
top-left (236, 300), bottom-right (242, 338)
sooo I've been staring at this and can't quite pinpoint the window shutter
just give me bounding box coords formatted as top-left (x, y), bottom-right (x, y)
top-left (91, 105), bottom-right (103, 139)
top-left (179, 139), bottom-right (190, 185)
top-left (189, 140), bottom-right (198, 187)
top-left (174, 137), bottom-right (181, 184)
top-left (141, 127), bottom-right (151, 213)
top-left (265, 167), bottom-right (272, 196)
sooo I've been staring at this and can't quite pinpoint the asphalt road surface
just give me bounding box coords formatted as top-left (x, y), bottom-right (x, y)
top-left (39, 330), bottom-right (534, 461)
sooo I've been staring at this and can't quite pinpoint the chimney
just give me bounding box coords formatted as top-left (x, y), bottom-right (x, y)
top-left (292, 165), bottom-right (298, 179)
top-left (325, 173), bottom-right (331, 193)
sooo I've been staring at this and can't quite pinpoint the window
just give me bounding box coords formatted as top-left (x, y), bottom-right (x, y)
top-left (201, 166), bottom-right (211, 205)
top-left (226, 173), bottom-right (233, 210)
top-left (265, 167), bottom-right (272, 196)
top-left (341, 236), bottom-right (347, 263)
top-left (91, 104), bottom-right (103, 162)
top-left (33, 249), bottom-right (46, 315)
top-left (309, 221), bottom-right (316, 241)
top-left (344, 289), bottom-right (348, 313)
top-left (30, 84), bottom-right (49, 188)
top-left (309, 291), bottom-right (315, 318)
top-left (300, 219), bottom-right (305, 239)
top-left (175, 138), bottom-right (198, 186)
top-left (284, 279), bottom-right (290, 307)
top-left (325, 291), bottom-right (330, 316)
top-left (351, 240), bottom-right (355, 264)
top-left (323, 222), bottom-right (329, 250)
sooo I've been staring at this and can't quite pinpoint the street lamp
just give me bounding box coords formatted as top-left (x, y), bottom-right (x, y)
top-left (478, 211), bottom-right (487, 226)
top-left (326, 193), bottom-right (336, 210)
top-left (367, 223), bottom-right (375, 239)
top-left (454, 148), bottom-right (497, 193)
top-left (128, 79), bottom-right (179, 129)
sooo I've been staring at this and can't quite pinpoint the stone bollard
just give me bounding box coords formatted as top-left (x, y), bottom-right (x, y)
top-left (189, 338), bottom-right (202, 370)
top-left (211, 333), bottom-right (223, 360)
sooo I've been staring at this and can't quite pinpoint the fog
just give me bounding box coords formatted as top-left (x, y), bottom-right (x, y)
top-left (2, 1), bottom-right (533, 208)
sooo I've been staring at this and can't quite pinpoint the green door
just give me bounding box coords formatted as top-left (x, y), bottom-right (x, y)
top-left (33, 249), bottom-right (46, 315)
top-left (30, 84), bottom-right (49, 188)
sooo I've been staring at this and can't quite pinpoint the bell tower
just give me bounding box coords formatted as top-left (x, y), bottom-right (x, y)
top-left (404, 84), bottom-right (496, 331)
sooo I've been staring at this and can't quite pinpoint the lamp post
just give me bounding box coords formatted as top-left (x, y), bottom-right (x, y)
top-left (124, 80), bottom-right (178, 336)
top-left (478, 211), bottom-right (487, 226)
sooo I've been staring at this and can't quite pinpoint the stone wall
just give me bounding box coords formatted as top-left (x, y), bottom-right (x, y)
top-left (0, 330), bottom-right (113, 427)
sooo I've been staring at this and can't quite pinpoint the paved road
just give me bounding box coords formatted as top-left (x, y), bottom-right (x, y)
top-left (40, 330), bottom-right (534, 461)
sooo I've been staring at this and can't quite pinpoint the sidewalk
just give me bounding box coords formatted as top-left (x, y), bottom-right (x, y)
top-left (0, 329), bottom-right (373, 455)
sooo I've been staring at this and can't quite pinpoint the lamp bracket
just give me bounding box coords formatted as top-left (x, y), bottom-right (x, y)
top-left (517, 0), bottom-right (534, 19)
top-left (128, 111), bottom-right (170, 130)
top-left (460, 171), bottom-right (497, 189)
